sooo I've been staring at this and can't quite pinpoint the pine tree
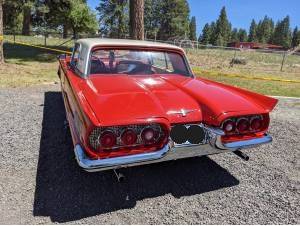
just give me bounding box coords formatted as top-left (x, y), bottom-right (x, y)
top-left (200, 23), bottom-right (211, 44)
top-left (214, 6), bottom-right (231, 46)
top-left (158, 0), bottom-right (190, 40)
top-left (291, 27), bottom-right (300, 47)
top-left (144, 0), bottom-right (163, 39)
top-left (230, 28), bottom-right (238, 42)
top-left (272, 16), bottom-right (292, 48)
top-left (3, 0), bottom-right (23, 32)
top-left (97, 0), bottom-right (129, 38)
top-left (238, 29), bottom-right (247, 42)
top-left (248, 19), bottom-right (257, 42)
top-left (22, 1), bottom-right (35, 35)
top-left (189, 16), bottom-right (197, 41)
top-left (256, 16), bottom-right (274, 43)
top-left (209, 21), bottom-right (216, 44)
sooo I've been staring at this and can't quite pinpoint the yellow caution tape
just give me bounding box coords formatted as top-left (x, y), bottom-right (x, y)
top-left (4, 38), bottom-right (72, 54)
top-left (193, 68), bottom-right (300, 84)
top-left (0, 35), bottom-right (3, 41)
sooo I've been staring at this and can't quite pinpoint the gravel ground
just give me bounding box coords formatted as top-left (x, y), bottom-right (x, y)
top-left (0, 84), bottom-right (299, 224)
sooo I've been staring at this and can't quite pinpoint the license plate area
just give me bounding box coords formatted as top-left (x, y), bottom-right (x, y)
top-left (170, 124), bottom-right (210, 147)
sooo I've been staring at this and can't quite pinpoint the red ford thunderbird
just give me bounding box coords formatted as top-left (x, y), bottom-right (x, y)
top-left (57, 38), bottom-right (278, 172)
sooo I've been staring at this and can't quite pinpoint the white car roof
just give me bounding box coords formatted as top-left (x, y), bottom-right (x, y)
top-left (76, 38), bottom-right (184, 52)
top-left (73, 38), bottom-right (188, 76)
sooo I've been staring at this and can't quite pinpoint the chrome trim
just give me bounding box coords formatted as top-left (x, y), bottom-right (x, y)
top-left (74, 129), bottom-right (273, 172)
top-left (215, 134), bottom-right (272, 150)
top-left (75, 144), bottom-right (169, 172)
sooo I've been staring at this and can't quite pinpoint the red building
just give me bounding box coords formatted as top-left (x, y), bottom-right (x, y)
top-left (228, 42), bottom-right (284, 50)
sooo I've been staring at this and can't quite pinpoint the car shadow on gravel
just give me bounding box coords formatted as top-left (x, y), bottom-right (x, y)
top-left (33, 91), bottom-right (239, 223)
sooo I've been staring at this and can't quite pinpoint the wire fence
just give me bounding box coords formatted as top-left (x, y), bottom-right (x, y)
top-left (3, 30), bottom-right (300, 78)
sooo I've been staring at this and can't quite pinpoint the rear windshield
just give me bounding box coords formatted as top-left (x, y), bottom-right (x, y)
top-left (89, 49), bottom-right (191, 77)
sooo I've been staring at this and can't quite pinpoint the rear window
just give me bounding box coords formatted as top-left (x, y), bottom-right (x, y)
top-left (89, 49), bottom-right (191, 77)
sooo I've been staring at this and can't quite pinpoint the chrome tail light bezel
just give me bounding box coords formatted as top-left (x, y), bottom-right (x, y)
top-left (221, 114), bottom-right (267, 135)
top-left (88, 123), bottom-right (168, 152)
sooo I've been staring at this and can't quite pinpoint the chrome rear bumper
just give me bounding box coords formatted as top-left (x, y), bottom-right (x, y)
top-left (74, 133), bottom-right (272, 172)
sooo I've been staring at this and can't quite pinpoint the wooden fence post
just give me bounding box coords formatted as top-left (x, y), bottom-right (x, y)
top-left (280, 52), bottom-right (286, 72)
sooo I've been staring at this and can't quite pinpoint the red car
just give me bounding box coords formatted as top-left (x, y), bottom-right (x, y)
top-left (58, 38), bottom-right (278, 172)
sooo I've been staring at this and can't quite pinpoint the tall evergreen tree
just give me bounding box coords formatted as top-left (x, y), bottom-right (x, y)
top-left (158, 0), bottom-right (190, 40)
top-left (144, 0), bottom-right (162, 39)
top-left (199, 23), bottom-right (211, 44)
top-left (3, 0), bottom-right (23, 32)
top-left (291, 27), bottom-right (300, 47)
top-left (272, 16), bottom-right (292, 48)
top-left (248, 19), bottom-right (257, 42)
top-left (209, 21), bottom-right (216, 44)
top-left (97, 0), bottom-right (129, 38)
top-left (189, 16), bottom-right (197, 40)
top-left (40, 0), bottom-right (73, 37)
top-left (22, 0), bottom-right (35, 35)
top-left (256, 16), bottom-right (274, 43)
top-left (230, 28), bottom-right (239, 42)
top-left (237, 28), bottom-right (247, 42)
top-left (2, 0), bottom-right (35, 35)
top-left (213, 6), bottom-right (231, 46)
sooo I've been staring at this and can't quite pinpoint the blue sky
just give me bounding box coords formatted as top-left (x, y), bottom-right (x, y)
top-left (87, 0), bottom-right (300, 36)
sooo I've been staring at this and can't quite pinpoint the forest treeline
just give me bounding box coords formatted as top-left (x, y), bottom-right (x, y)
top-left (3, 0), bottom-right (300, 48)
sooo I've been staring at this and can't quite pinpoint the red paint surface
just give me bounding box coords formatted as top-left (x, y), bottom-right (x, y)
top-left (59, 47), bottom-right (278, 159)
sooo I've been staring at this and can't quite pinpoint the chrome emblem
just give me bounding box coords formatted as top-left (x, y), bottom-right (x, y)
top-left (167, 109), bottom-right (196, 117)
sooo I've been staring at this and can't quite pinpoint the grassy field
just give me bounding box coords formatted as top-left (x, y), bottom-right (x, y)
top-left (0, 43), bottom-right (59, 87)
top-left (1, 35), bottom-right (300, 97)
top-left (192, 67), bottom-right (300, 97)
top-left (186, 48), bottom-right (300, 80)
top-left (4, 34), bottom-right (74, 48)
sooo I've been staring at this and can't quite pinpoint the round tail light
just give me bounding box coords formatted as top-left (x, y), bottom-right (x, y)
top-left (223, 120), bottom-right (236, 133)
top-left (141, 128), bottom-right (157, 144)
top-left (121, 129), bottom-right (137, 146)
top-left (251, 117), bottom-right (263, 130)
top-left (100, 131), bottom-right (117, 148)
top-left (237, 118), bottom-right (250, 133)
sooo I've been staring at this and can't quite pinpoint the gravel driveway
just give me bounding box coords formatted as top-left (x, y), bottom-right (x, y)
top-left (0, 84), bottom-right (299, 224)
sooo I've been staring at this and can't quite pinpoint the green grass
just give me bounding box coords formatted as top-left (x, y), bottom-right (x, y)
top-left (193, 67), bottom-right (300, 97)
top-left (4, 34), bottom-right (74, 48)
top-left (186, 48), bottom-right (300, 80)
top-left (1, 36), bottom-right (300, 97)
top-left (0, 43), bottom-right (59, 87)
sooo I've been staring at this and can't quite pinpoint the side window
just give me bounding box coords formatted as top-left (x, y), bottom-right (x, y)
top-left (71, 44), bottom-right (85, 76)
top-left (77, 46), bottom-right (86, 73)
top-left (71, 44), bottom-right (80, 66)
top-left (152, 52), bottom-right (174, 72)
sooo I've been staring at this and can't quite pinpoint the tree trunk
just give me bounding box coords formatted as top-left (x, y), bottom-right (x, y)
top-left (0, 0), bottom-right (4, 64)
top-left (72, 26), bottom-right (77, 40)
top-left (63, 23), bottom-right (68, 39)
top-left (22, 6), bottom-right (31, 36)
top-left (129, 0), bottom-right (144, 40)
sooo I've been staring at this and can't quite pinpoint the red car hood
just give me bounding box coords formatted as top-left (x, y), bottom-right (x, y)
top-left (80, 74), bottom-right (277, 126)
